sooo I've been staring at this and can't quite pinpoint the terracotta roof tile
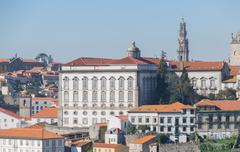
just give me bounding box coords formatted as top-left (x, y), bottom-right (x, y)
top-left (130, 135), bottom-right (156, 144)
top-left (0, 107), bottom-right (23, 119)
top-left (128, 102), bottom-right (194, 113)
top-left (95, 122), bottom-right (108, 127)
top-left (0, 58), bottom-right (10, 63)
top-left (32, 108), bottom-right (58, 118)
top-left (0, 128), bottom-right (63, 139)
top-left (229, 65), bottom-right (240, 75)
top-left (93, 143), bottom-right (125, 149)
top-left (196, 99), bottom-right (240, 111)
top-left (169, 61), bottom-right (225, 71)
top-left (117, 115), bottom-right (128, 121)
top-left (26, 122), bottom-right (48, 129)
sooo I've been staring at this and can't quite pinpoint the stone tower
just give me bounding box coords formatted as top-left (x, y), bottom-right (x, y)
top-left (177, 18), bottom-right (189, 61)
top-left (18, 94), bottom-right (32, 118)
top-left (229, 32), bottom-right (240, 66)
top-left (127, 41), bottom-right (141, 59)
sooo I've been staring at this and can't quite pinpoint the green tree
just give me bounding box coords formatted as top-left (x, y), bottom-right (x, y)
top-left (216, 88), bottom-right (237, 100)
top-left (156, 134), bottom-right (169, 144)
top-left (127, 125), bottom-right (137, 134)
top-left (156, 51), bottom-right (170, 104)
top-left (170, 67), bottom-right (200, 105)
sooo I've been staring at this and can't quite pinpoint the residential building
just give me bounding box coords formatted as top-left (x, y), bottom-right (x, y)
top-left (0, 107), bottom-right (29, 129)
top-left (108, 115), bottom-right (130, 133)
top-left (0, 128), bottom-right (64, 152)
top-left (71, 140), bottom-right (92, 152)
top-left (129, 135), bottom-right (156, 152)
top-left (31, 97), bottom-right (58, 115)
top-left (31, 107), bottom-right (58, 124)
top-left (128, 102), bottom-right (195, 142)
top-left (105, 128), bottom-right (125, 144)
top-left (93, 143), bottom-right (126, 152)
top-left (195, 99), bottom-right (240, 139)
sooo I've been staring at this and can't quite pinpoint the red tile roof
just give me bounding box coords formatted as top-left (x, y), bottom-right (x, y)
top-left (72, 140), bottom-right (92, 147)
top-left (0, 58), bottom-right (10, 63)
top-left (95, 122), bottom-right (108, 127)
top-left (26, 122), bottom-right (48, 129)
top-left (32, 108), bottom-right (58, 118)
top-left (196, 99), bottom-right (240, 111)
top-left (229, 65), bottom-right (240, 75)
top-left (32, 97), bottom-right (57, 101)
top-left (0, 107), bottom-right (23, 119)
top-left (130, 135), bottom-right (156, 144)
top-left (0, 128), bottom-right (63, 139)
top-left (169, 61), bottom-right (225, 71)
top-left (128, 102), bottom-right (194, 113)
top-left (117, 115), bottom-right (128, 121)
top-left (93, 143), bottom-right (125, 149)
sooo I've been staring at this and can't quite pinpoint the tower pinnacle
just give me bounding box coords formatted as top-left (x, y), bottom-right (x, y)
top-left (177, 18), bottom-right (189, 61)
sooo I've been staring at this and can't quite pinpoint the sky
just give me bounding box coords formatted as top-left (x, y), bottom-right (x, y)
top-left (0, 0), bottom-right (240, 63)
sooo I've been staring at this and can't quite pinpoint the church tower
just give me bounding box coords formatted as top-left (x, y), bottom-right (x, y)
top-left (177, 18), bottom-right (189, 61)
top-left (127, 41), bottom-right (141, 59)
top-left (229, 32), bottom-right (240, 66)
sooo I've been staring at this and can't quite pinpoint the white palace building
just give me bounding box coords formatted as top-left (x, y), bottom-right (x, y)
top-left (58, 19), bottom-right (240, 128)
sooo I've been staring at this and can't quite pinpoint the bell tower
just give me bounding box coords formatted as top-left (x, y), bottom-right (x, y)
top-left (177, 18), bottom-right (189, 61)
top-left (229, 32), bottom-right (240, 66)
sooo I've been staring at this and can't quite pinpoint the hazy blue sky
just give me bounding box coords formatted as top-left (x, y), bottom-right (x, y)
top-left (0, 0), bottom-right (240, 63)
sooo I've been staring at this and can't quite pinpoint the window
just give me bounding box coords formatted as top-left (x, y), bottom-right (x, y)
top-left (92, 91), bottom-right (98, 102)
top-left (183, 127), bottom-right (186, 132)
top-left (191, 79), bottom-right (197, 88)
top-left (73, 118), bottom-right (78, 124)
top-left (82, 91), bottom-right (88, 102)
top-left (82, 118), bottom-right (88, 125)
top-left (190, 118), bottom-right (194, 123)
top-left (183, 117), bottom-right (187, 123)
top-left (153, 117), bottom-right (157, 123)
top-left (168, 126), bottom-right (171, 132)
top-left (168, 117), bottom-right (172, 124)
top-left (110, 91), bottom-right (115, 102)
top-left (128, 91), bottom-right (133, 102)
top-left (119, 77), bottom-right (125, 90)
top-left (190, 126), bottom-right (194, 131)
top-left (127, 77), bottom-right (133, 90)
top-left (160, 117), bottom-right (164, 124)
top-left (73, 77), bottom-right (79, 90)
top-left (73, 111), bottom-right (78, 115)
top-left (110, 77), bottom-right (116, 90)
top-left (63, 77), bottom-right (69, 90)
top-left (82, 77), bottom-right (88, 90)
top-left (92, 111), bottom-right (97, 116)
top-left (110, 111), bottom-right (115, 116)
top-left (92, 77), bottom-right (98, 90)
top-left (160, 126), bottom-right (164, 132)
top-left (58, 140), bottom-right (62, 146)
top-left (131, 117), bottom-right (135, 123)
top-left (83, 111), bottom-right (88, 116)
top-left (119, 91), bottom-right (124, 102)
top-left (73, 91), bottom-right (79, 102)
top-left (119, 111), bottom-right (124, 115)
top-left (190, 110), bottom-right (194, 114)
top-left (64, 91), bottom-right (69, 102)
top-left (101, 77), bottom-right (107, 90)
top-left (64, 111), bottom-right (68, 115)
top-left (101, 111), bottom-right (106, 116)
top-left (201, 79), bottom-right (206, 88)
top-left (64, 118), bottom-right (69, 124)
top-left (138, 117), bottom-right (142, 123)
top-left (101, 91), bottom-right (106, 102)
top-left (146, 117), bottom-right (150, 123)
top-left (210, 79), bottom-right (215, 88)
top-left (45, 140), bottom-right (49, 146)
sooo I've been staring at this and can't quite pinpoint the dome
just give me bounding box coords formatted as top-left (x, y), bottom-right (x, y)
top-left (127, 41), bottom-right (141, 59)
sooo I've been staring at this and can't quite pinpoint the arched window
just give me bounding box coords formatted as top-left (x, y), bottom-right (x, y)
top-left (92, 77), bottom-right (98, 90)
top-left (73, 91), bottom-right (79, 102)
top-left (64, 91), bottom-right (69, 102)
top-left (119, 91), bottom-right (124, 102)
top-left (110, 77), bottom-right (116, 90)
top-left (101, 91), bottom-right (106, 102)
top-left (82, 91), bottom-right (88, 102)
top-left (119, 77), bottom-right (125, 90)
top-left (128, 91), bottom-right (133, 102)
top-left (82, 77), bottom-right (88, 90)
top-left (119, 111), bottom-right (124, 115)
top-left (73, 77), bottom-right (79, 90)
top-left (128, 77), bottom-right (134, 90)
top-left (101, 77), bottom-right (107, 90)
top-left (110, 91), bottom-right (115, 102)
top-left (63, 77), bottom-right (69, 90)
top-left (92, 91), bottom-right (98, 102)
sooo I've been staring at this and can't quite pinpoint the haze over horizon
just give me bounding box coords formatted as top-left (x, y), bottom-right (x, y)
top-left (1, 0), bottom-right (240, 63)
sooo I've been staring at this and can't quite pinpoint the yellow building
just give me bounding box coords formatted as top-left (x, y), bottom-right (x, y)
top-left (93, 143), bottom-right (126, 152)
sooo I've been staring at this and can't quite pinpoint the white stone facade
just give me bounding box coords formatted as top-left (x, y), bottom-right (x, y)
top-left (0, 138), bottom-right (64, 152)
top-left (59, 64), bottom-right (157, 127)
